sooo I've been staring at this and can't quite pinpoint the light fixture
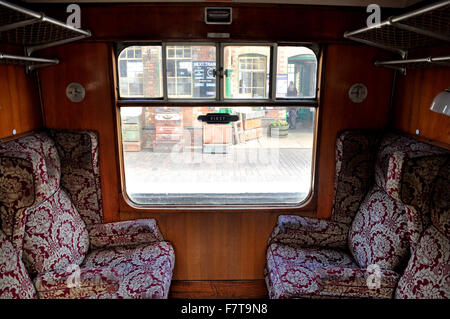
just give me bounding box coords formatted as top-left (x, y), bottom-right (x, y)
top-left (430, 88), bottom-right (450, 116)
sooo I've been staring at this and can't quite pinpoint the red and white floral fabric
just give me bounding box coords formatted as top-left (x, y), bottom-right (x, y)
top-left (0, 132), bottom-right (60, 244)
top-left (316, 266), bottom-right (399, 298)
top-left (268, 215), bottom-right (349, 249)
top-left (395, 164), bottom-right (450, 299)
top-left (22, 189), bottom-right (90, 275)
top-left (374, 133), bottom-right (449, 250)
top-left (331, 130), bottom-right (381, 225)
top-left (82, 241), bottom-right (175, 299)
top-left (49, 130), bottom-right (103, 225)
top-left (348, 186), bottom-right (410, 271)
top-left (33, 266), bottom-right (119, 299)
top-left (0, 130), bottom-right (175, 299)
top-left (265, 130), bottom-right (449, 299)
top-left (33, 241), bottom-right (175, 299)
top-left (265, 243), bottom-right (358, 298)
top-left (395, 226), bottom-right (449, 299)
top-left (88, 219), bottom-right (164, 249)
top-left (0, 229), bottom-right (37, 299)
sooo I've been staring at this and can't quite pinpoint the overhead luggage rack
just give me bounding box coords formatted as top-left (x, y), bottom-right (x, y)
top-left (344, 1), bottom-right (450, 57)
top-left (344, 1), bottom-right (450, 74)
top-left (374, 55), bottom-right (450, 74)
top-left (0, 0), bottom-right (91, 72)
top-left (0, 53), bottom-right (59, 71)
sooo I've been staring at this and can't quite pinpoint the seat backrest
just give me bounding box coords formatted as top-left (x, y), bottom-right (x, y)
top-left (395, 162), bottom-right (450, 299)
top-left (348, 133), bottom-right (448, 272)
top-left (331, 130), bottom-right (381, 225)
top-left (49, 129), bottom-right (104, 225)
top-left (0, 132), bottom-right (89, 276)
top-left (0, 223), bottom-right (37, 298)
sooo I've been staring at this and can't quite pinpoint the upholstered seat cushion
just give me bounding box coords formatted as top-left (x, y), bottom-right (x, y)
top-left (266, 242), bottom-right (400, 299)
top-left (87, 219), bottom-right (164, 250)
top-left (0, 230), bottom-right (37, 299)
top-left (33, 241), bottom-right (175, 299)
top-left (82, 241), bottom-right (175, 298)
top-left (265, 242), bottom-right (358, 298)
top-left (395, 226), bottom-right (449, 299)
top-left (22, 189), bottom-right (90, 275)
top-left (348, 186), bottom-right (410, 271)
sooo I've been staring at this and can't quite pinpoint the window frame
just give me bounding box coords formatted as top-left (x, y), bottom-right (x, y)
top-left (115, 42), bottom-right (320, 106)
top-left (114, 42), bottom-right (322, 211)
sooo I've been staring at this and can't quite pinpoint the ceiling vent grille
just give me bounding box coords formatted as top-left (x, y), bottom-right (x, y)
top-left (205, 7), bottom-right (232, 25)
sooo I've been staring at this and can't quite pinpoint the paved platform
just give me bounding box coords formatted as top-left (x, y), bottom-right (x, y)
top-left (123, 129), bottom-right (314, 205)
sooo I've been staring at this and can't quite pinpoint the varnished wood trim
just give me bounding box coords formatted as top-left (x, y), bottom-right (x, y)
top-left (0, 129), bottom-right (41, 144)
top-left (169, 280), bottom-right (268, 299)
top-left (392, 129), bottom-right (450, 150)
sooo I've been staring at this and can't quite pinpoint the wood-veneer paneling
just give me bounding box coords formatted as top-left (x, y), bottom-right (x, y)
top-left (0, 45), bottom-right (42, 139)
top-left (392, 66), bottom-right (450, 145)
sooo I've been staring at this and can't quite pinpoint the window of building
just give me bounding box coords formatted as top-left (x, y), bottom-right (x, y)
top-left (276, 46), bottom-right (318, 99)
top-left (223, 45), bottom-right (271, 99)
top-left (166, 45), bottom-right (216, 98)
top-left (118, 45), bottom-right (162, 98)
top-left (238, 54), bottom-right (267, 98)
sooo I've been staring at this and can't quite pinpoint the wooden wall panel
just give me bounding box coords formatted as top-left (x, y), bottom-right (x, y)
top-left (0, 46), bottom-right (42, 139)
top-left (36, 4), bottom-right (394, 284)
top-left (41, 4), bottom-right (380, 43)
top-left (38, 43), bottom-right (119, 222)
top-left (315, 44), bottom-right (393, 218)
top-left (392, 66), bottom-right (450, 145)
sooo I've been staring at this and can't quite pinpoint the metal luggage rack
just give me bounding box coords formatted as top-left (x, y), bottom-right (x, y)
top-left (344, 0), bottom-right (450, 74)
top-left (0, 0), bottom-right (91, 72)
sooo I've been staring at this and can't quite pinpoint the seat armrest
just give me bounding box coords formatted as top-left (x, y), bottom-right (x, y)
top-left (33, 266), bottom-right (119, 299)
top-left (88, 219), bottom-right (164, 249)
top-left (316, 266), bottom-right (400, 299)
top-left (268, 215), bottom-right (349, 249)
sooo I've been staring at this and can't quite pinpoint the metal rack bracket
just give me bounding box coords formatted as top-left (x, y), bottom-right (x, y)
top-left (0, 0), bottom-right (91, 72)
top-left (374, 55), bottom-right (450, 75)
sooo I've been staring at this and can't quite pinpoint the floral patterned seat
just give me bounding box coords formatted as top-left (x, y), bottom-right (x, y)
top-left (395, 163), bottom-right (449, 299)
top-left (265, 130), bottom-right (449, 299)
top-left (0, 130), bottom-right (175, 299)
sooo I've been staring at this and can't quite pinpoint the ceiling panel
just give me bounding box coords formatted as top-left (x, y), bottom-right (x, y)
top-left (23, 0), bottom-right (423, 9)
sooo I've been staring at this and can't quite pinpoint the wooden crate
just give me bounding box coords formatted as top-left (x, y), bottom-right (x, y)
top-left (243, 118), bottom-right (262, 130)
top-left (123, 141), bottom-right (142, 152)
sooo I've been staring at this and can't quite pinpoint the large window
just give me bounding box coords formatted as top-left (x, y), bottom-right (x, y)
top-left (117, 43), bottom-right (319, 208)
top-left (120, 106), bottom-right (316, 206)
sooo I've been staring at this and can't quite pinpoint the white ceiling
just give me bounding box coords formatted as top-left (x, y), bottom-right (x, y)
top-left (23, 0), bottom-right (424, 9)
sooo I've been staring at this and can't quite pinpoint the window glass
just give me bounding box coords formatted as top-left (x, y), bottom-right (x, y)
top-left (166, 45), bottom-right (216, 98)
top-left (276, 46), bottom-right (317, 99)
top-left (120, 106), bottom-right (315, 206)
top-left (118, 46), bottom-right (163, 98)
top-left (223, 46), bottom-right (271, 99)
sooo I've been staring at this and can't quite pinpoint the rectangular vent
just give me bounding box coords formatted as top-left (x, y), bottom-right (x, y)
top-left (205, 7), bottom-right (232, 25)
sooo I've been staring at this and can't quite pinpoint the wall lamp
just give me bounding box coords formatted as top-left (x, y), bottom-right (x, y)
top-left (430, 88), bottom-right (450, 116)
